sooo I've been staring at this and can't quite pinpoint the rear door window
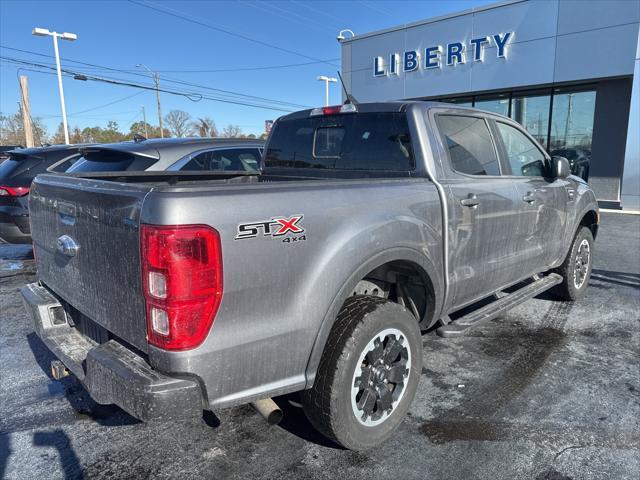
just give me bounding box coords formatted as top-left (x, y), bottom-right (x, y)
top-left (49, 154), bottom-right (82, 173)
top-left (436, 115), bottom-right (500, 176)
top-left (265, 112), bottom-right (414, 171)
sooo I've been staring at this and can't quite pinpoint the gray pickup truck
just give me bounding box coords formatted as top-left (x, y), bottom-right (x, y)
top-left (22, 101), bottom-right (599, 450)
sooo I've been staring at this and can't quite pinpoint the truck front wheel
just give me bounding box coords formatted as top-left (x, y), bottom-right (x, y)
top-left (302, 295), bottom-right (422, 450)
top-left (553, 226), bottom-right (594, 301)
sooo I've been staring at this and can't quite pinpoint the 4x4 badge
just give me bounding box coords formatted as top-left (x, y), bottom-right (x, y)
top-left (235, 215), bottom-right (305, 240)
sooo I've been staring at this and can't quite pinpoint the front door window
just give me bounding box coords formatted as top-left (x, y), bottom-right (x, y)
top-left (496, 122), bottom-right (546, 177)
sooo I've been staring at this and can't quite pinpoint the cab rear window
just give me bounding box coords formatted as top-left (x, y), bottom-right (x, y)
top-left (265, 112), bottom-right (414, 171)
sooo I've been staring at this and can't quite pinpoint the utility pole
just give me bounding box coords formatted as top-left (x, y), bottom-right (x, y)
top-left (19, 76), bottom-right (35, 147)
top-left (154, 73), bottom-right (163, 138)
top-left (32, 27), bottom-right (77, 145)
top-left (563, 93), bottom-right (574, 146)
top-left (316, 76), bottom-right (337, 106)
top-left (137, 64), bottom-right (164, 138)
top-left (141, 105), bottom-right (149, 138)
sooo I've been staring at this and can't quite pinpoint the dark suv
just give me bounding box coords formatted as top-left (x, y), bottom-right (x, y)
top-left (0, 138), bottom-right (263, 243)
top-left (0, 144), bottom-right (86, 243)
top-left (0, 145), bottom-right (23, 163)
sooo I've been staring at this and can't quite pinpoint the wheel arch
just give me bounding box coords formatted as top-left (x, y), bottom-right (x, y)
top-left (579, 209), bottom-right (599, 239)
top-left (304, 247), bottom-right (443, 388)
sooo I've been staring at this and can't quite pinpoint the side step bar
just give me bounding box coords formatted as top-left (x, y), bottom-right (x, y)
top-left (437, 273), bottom-right (563, 338)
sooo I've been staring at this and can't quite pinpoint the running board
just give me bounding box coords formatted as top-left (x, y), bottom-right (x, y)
top-left (436, 273), bottom-right (563, 338)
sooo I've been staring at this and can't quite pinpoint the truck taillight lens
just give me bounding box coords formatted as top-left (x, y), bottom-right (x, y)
top-left (0, 185), bottom-right (29, 196)
top-left (141, 224), bottom-right (223, 351)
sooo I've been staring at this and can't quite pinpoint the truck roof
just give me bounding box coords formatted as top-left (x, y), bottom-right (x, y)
top-left (277, 100), bottom-right (471, 121)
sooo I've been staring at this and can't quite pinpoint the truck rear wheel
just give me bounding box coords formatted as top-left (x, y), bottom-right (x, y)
top-left (553, 226), bottom-right (594, 301)
top-left (302, 295), bottom-right (422, 450)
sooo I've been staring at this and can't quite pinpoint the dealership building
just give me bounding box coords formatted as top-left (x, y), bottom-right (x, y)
top-left (339, 0), bottom-right (640, 209)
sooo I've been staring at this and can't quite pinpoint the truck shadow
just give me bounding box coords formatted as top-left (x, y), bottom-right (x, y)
top-left (273, 393), bottom-right (343, 449)
top-left (0, 434), bottom-right (9, 480)
top-left (590, 269), bottom-right (640, 289)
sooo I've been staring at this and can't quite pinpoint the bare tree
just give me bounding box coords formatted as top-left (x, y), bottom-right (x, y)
top-left (221, 124), bottom-right (242, 138)
top-left (0, 111), bottom-right (47, 146)
top-left (193, 117), bottom-right (218, 137)
top-left (164, 110), bottom-right (193, 137)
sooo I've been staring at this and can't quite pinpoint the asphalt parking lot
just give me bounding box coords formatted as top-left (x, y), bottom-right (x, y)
top-left (1, 212), bottom-right (638, 480)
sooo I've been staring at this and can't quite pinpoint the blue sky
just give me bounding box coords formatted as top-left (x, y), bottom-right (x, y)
top-left (0, 0), bottom-right (487, 136)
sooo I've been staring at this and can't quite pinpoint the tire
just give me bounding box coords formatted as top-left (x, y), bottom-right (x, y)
top-left (302, 295), bottom-right (422, 450)
top-left (553, 226), bottom-right (594, 301)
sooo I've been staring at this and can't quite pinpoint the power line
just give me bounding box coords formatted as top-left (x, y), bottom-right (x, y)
top-left (149, 58), bottom-right (340, 73)
top-left (1, 56), bottom-right (300, 112)
top-left (357, 0), bottom-right (399, 18)
top-left (290, 0), bottom-right (346, 27)
top-left (239, 0), bottom-right (336, 34)
top-left (0, 45), bottom-right (310, 109)
top-left (71, 91), bottom-right (145, 115)
top-left (127, 0), bottom-right (339, 67)
top-left (0, 44), bottom-right (338, 74)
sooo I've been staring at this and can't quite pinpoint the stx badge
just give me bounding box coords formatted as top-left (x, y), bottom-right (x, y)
top-left (235, 215), bottom-right (306, 242)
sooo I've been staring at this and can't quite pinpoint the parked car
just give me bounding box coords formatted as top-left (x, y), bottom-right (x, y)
top-left (22, 102), bottom-right (598, 450)
top-left (0, 144), bottom-right (87, 243)
top-left (0, 145), bottom-right (23, 163)
top-left (66, 137), bottom-right (264, 174)
top-left (0, 138), bottom-right (263, 244)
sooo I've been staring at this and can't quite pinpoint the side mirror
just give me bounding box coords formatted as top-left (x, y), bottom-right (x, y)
top-left (551, 156), bottom-right (571, 179)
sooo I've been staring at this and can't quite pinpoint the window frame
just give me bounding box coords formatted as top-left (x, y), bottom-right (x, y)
top-left (46, 152), bottom-right (83, 173)
top-left (433, 111), bottom-right (506, 179)
top-left (167, 146), bottom-right (263, 172)
top-left (312, 125), bottom-right (345, 160)
top-left (490, 118), bottom-right (551, 179)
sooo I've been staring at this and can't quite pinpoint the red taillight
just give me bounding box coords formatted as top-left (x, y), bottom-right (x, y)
top-left (321, 106), bottom-right (342, 115)
top-left (0, 186), bottom-right (29, 197)
top-left (140, 224), bottom-right (223, 351)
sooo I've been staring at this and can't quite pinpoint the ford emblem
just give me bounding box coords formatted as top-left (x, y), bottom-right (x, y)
top-left (56, 235), bottom-right (80, 257)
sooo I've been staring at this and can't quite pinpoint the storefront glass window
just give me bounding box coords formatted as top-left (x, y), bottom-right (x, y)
top-left (510, 94), bottom-right (551, 148)
top-left (549, 90), bottom-right (596, 181)
top-left (474, 96), bottom-right (510, 116)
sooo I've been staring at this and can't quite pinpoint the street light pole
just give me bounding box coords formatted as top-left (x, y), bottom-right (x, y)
top-left (137, 64), bottom-right (164, 138)
top-left (316, 76), bottom-right (338, 106)
top-left (32, 27), bottom-right (77, 145)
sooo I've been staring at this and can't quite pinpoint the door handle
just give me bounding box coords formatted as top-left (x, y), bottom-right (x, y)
top-left (522, 191), bottom-right (535, 204)
top-left (460, 194), bottom-right (479, 208)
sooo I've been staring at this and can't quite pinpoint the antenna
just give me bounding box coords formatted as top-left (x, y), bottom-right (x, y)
top-left (336, 71), bottom-right (358, 105)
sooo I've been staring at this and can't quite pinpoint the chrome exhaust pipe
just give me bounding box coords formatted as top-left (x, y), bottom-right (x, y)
top-left (251, 398), bottom-right (283, 426)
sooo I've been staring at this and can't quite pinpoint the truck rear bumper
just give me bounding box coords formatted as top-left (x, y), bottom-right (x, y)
top-left (21, 282), bottom-right (203, 421)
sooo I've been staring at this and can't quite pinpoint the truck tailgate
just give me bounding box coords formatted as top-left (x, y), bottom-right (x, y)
top-left (29, 174), bottom-right (150, 352)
